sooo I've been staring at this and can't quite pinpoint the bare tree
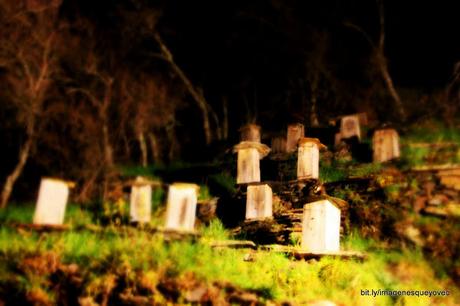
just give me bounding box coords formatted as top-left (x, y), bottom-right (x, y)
top-left (441, 61), bottom-right (460, 126)
top-left (119, 71), bottom-right (177, 166)
top-left (0, 0), bottom-right (61, 208)
top-left (345, 0), bottom-right (407, 121)
top-left (304, 30), bottom-right (336, 127)
top-left (67, 53), bottom-right (117, 199)
top-left (152, 32), bottom-right (214, 145)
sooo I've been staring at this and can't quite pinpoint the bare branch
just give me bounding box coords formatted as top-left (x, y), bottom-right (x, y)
top-left (343, 21), bottom-right (376, 49)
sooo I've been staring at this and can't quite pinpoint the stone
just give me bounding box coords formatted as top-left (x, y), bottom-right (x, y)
top-left (286, 123), bottom-right (305, 152)
top-left (165, 183), bottom-right (199, 231)
top-left (297, 138), bottom-right (326, 180)
top-left (372, 128), bottom-right (400, 163)
top-left (239, 124), bottom-right (261, 142)
top-left (130, 177), bottom-right (153, 223)
top-left (302, 200), bottom-right (340, 253)
top-left (246, 184), bottom-right (273, 220)
top-left (33, 178), bottom-right (70, 225)
top-left (233, 141), bottom-right (270, 184)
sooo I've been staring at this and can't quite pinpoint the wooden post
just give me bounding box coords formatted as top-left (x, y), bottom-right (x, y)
top-left (233, 141), bottom-right (270, 184)
top-left (130, 177), bottom-right (152, 224)
top-left (165, 183), bottom-right (199, 231)
top-left (302, 200), bottom-right (340, 253)
top-left (246, 183), bottom-right (272, 220)
top-left (372, 128), bottom-right (400, 163)
top-left (240, 124), bottom-right (261, 142)
top-left (297, 138), bottom-right (326, 180)
top-left (286, 123), bottom-right (305, 152)
top-left (271, 136), bottom-right (287, 154)
top-left (33, 178), bottom-right (70, 225)
top-left (339, 115), bottom-right (361, 140)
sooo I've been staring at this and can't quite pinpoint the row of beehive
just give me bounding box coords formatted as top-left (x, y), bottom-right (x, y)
top-left (33, 178), bottom-right (199, 231)
top-left (33, 177), bottom-right (338, 253)
top-left (240, 118), bottom-right (400, 172)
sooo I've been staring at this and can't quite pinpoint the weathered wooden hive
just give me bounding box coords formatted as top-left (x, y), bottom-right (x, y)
top-left (129, 176), bottom-right (159, 223)
top-left (302, 199), bottom-right (341, 253)
top-left (297, 138), bottom-right (327, 180)
top-left (372, 128), bottom-right (400, 163)
top-left (33, 178), bottom-right (71, 225)
top-left (233, 141), bottom-right (270, 184)
top-left (246, 183), bottom-right (273, 220)
top-left (335, 114), bottom-right (361, 146)
top-left (165, 183), bottom-right (200, 231)
top-left (286, 123), bottom-right (305, 152)
top-left (240, 124), bottom-right (261, 143)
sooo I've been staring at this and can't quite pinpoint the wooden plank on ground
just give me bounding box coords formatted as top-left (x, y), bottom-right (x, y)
top-left (210, 240), bottom-right (257, 250)
top-left (411, 164), bottom-right (460, 172)
top-left (423, 203), bottom-right (460, 218)
top-left (8, 222), bottom-right (70, 232)
top-left (260, 245), bottom-right (366, 260)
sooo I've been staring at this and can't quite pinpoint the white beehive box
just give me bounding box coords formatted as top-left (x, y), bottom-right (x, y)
top-left (165, 183), bottom-right (199, 231)
top-left (302, 200), bottom-right (341, 253)
top-left (372, 128), bottom-right (400, 163)
top-left (233, 141), bottom-right (270, 184)
top-left (286, 123), bottom-right (305, 152)
top-left (33, 178), bottom-right (70, 225)
top-left (246, 184), bottom-right (273, 220)
top-left (130, 177), bottom-right (153, 223)
top-left (297, 138), bottom-right (326, 180)
top-left (339, 115), bottom-right (361, 140)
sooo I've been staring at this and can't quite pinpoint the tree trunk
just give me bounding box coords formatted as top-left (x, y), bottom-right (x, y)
top-left (310, 95), bottom-right (319, 127)
top-left (102, 123), bottom-right (114, 168)
top-left (148, 132), bottom-right (161, 164)
top-left (168, 62), bottom-right (212, 145)
top-left (166, 125), bottom-right (178, 162)
top-left (138, 132), bottom-right (148, 167)
top-left (1, 137), bottom-right (33, 208)
top-left (209, 106), bottom-right (223, 141)
top-left (153, 33), bottom-right (212, 145)
top-left (378, 54), bottom-right (406, 121)
top-left (310, 82), bottom-right (320, 127)
top-left (222, 96), bottom-right (229, 140)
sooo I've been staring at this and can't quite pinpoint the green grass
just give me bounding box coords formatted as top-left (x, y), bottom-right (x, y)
top-left (1, 215), bottom-right (458, 305)
top-left (320, 162), bottom-right (382, 183)
top-left (320, 165), bottom-right (347, 183)
top-left (398, 121), bottom-right (460, 167)
top-left (402, 121), bottom-right (460, 143)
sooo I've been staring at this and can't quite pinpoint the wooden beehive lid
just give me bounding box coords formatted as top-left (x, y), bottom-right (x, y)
top-left (233, 141), bottom-right (271, 158)
top-left (170, 182), bottom-right (200, 192)
top-left (129, 176), bottom-right (162, 187)
top-left (298, 137), bottom-right (327, 150)
top-left (304, 198), bottom-right (340, 210)
top-left (42, 177), bottom-right (76, 188)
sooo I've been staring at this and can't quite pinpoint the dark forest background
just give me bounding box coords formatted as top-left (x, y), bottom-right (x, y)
top-left (0, 0), bottom-right (459, 205)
